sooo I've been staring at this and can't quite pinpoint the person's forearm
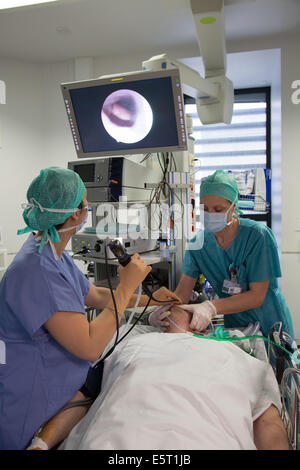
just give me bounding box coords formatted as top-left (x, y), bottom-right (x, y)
top-left (90, 287), bottom-right (152, 309)
top-left (90, 287), bottom-right (112, 310)
top-left (28, 392), bottom-right (90, 450)
top-left (45, 282), bottom-right (141, 363)
top-left (127, 293), bottom-right (152, 307)
top-left (174, 287), bottom-right (191, 304)
top-left (173, 274), bottom-right (197, 304)
top-left (92, 286), bottom-right (181, 310)
top-left (211, 290), bottom-right (264, 315)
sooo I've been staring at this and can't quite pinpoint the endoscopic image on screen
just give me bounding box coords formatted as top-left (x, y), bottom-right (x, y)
top-left (69, 76), bottom-right (179, 154)
top-left (101, 89), bottom-right (153, 144)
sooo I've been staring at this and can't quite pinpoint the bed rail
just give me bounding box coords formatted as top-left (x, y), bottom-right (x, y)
top-left (267, 322), bottom-right (300, 450)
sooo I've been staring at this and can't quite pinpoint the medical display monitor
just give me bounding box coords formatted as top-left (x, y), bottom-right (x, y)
top-left (61, 68), bottom-right (187, 158)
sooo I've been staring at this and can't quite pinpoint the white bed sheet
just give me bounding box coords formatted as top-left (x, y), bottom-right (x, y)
top-left (64, 326), bottom-right (281, 450)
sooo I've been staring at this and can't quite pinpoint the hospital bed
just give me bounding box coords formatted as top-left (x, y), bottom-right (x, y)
top-left (206, 321), bottom-right (300, 450)
top-left (125, 315), bottom-right (300, 450)
top-left (60, 312), bottom-right (299, 450)
top-left (267, 322), bottom-right (300, 450)
top-left (207, 320), bottom-right (300, 450)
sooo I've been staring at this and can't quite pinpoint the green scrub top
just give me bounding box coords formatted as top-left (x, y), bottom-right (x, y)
top-left (181, 218), bottom-right (294, 339)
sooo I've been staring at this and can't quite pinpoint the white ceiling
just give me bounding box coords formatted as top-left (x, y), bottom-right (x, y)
top-left (181, 48), bottom-right (281, 89)
top-left (0, 0), bottom-right (299, 63)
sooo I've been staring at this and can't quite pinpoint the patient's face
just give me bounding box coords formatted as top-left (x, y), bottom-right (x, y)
top-left (164, 306), bottom-right (194, 334)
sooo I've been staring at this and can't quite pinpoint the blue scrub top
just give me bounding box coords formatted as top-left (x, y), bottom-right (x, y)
top-left (0, 234), bottom-right (91, 450)
top-left (181, 218), bottom-right (294, 339)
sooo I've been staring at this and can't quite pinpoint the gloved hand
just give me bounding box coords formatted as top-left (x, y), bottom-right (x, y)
top-left (118, 253), bottom-right (152, 293)
top-left (148, 305), bottom-right (172, 330)
top-left (150, 287), bottom-right (182, 305)
top-left (180, 301), bottom-right (217, 331)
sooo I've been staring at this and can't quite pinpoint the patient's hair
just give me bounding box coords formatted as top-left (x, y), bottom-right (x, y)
top-left (164, 306), bottom-right (193, 334)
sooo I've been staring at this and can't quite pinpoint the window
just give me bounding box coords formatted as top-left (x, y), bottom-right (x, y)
top-left (185, 87), bottom-right (271, 228)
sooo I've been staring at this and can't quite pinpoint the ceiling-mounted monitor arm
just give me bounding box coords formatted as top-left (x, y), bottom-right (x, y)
top-left (190, 0), bottom-right (227, 78)
top-left (143, 0), bottom-right (233, 125)
top-left (142, 55), bottom-right (219, 100)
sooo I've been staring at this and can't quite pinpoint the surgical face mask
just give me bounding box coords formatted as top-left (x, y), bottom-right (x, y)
top-left (58, 206), bottom-right (89, 235)
top-left (204, 201), bottom-right (235, 234)
top-left (75, 207), bottom-right (89, 233)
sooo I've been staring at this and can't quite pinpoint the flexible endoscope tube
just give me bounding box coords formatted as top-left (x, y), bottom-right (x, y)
top-left (124, 283), bottom-right (142, 330)
top-left (104, 242), bottom-right (120, 356)
top-left (100, 294), bottom-right (152, 361)
top-left (59, 398), bottom-right (94, 412)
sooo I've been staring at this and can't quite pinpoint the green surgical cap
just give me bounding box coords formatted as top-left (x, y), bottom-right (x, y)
top-left (200, 170), bottom-right (238, 203)
top-left (17, 167), bottom-right (85, 253)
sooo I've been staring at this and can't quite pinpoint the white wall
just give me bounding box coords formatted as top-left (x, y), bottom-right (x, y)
top-left (269, 51), bottom-right (282, 256)
top-left (279, 36), bottom-right (300, 340)
top-left (40, 60), bottom-right (76, 168)
top-left (0, 58), bottom-right (44, 256)
top-left (0, 58), bottom-right (78, 259)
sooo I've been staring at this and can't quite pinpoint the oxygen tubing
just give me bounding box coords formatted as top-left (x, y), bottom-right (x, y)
top-left (192, 331), bottom-right (300, 368)
top-left (164, 314), bottom-right (299, 368)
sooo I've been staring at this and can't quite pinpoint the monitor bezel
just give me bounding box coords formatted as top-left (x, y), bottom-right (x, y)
top-left (61, 68), bottom-right (187, 159)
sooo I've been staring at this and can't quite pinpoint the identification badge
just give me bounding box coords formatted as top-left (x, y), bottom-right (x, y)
top-left (222, 279), bottom-right (242, 295)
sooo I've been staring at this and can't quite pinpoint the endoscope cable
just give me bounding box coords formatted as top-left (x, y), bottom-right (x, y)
top-left (95, 242), bottom-right (153, 363)
top-left (104, 243), bottom-right (120, 356)
top-left (98, 292), bottom-right (152, 362)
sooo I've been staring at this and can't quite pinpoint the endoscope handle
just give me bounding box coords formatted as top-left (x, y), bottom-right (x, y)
top-left (107, 239), bottom-right (132, 266)
top-left (108, 240), bottom-right (153, 295)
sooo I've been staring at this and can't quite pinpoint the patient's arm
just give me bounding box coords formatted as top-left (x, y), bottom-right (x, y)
top-left (27, 391), bottom-right (90, 450)
top-left (253, 405), bottom-right (289, 450)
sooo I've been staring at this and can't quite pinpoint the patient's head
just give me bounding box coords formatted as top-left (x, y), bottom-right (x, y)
top-left (163, 305), bottom-right (194, 334)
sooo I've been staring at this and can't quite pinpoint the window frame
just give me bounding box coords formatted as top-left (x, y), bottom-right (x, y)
top-left (184, 86), bottom-right (272, 228)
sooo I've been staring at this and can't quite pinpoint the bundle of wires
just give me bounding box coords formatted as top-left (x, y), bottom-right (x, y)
top-left (145, 152), bottom-right (184, 239)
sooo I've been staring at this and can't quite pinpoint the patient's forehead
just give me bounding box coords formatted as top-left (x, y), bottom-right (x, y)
top-left (170, 306), bottom-right (185, 314)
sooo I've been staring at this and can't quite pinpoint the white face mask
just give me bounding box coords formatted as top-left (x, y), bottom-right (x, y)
top-left (57, 206), bottom-right (89, 234)
top-left (204, 200), bottom-right (235, 233)
top-left (75, 208), bottom-right (89, 233)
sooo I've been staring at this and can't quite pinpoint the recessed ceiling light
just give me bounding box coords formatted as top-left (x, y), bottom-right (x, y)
top-left (0, 0), bottom-right (59, 9)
